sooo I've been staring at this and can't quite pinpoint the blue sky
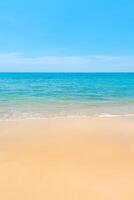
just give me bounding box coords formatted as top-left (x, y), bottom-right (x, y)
top-left (0, 0), bottom-right (134, 72)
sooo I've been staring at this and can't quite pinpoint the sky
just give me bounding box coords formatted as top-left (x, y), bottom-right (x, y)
top-left (0, 0), bottom-right (134, 72)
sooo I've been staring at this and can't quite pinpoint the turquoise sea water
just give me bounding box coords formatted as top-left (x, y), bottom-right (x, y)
top-left (0, 73), bottom-right (134, 120)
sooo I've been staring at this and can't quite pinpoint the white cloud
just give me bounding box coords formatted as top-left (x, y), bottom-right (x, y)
top-left (0, 53), bottom-right (134, 72)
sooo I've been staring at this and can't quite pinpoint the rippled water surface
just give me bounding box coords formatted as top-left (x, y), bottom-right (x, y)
top-left (0, 73), bottom-right (134, 119)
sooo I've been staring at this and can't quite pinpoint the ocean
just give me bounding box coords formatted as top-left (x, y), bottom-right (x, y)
top-left (0, 72), bottom-right (134, 120)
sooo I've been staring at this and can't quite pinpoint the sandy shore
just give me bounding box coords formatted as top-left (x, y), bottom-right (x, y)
top-left (0, 117), bottom-right (134, 200)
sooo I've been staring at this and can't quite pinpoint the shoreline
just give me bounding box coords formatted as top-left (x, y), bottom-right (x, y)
top-left (0, 112), bottom-right (134, 122)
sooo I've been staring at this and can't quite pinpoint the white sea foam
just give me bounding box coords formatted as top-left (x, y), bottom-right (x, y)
top-left (0, 112), bottom-right (134, 122)
top-left (99, 113), bottom-right (134, 118)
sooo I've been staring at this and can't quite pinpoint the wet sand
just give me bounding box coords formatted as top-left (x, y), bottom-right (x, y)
top-left (0, 117), bottom-right (134, 200)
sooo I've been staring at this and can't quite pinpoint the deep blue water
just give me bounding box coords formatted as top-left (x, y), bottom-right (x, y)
top-left (0, 73), bottom-right (134, 119)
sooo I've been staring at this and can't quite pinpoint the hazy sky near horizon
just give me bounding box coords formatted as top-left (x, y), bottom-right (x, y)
top-left (0, 0), bottom-right (134, 72)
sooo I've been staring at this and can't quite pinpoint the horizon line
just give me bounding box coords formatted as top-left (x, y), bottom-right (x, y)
top-left (0, 71), bottom-right (134, 73)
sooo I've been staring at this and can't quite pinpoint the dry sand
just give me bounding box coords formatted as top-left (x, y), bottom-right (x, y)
top-left (0, 117), bottom-right (134, 200)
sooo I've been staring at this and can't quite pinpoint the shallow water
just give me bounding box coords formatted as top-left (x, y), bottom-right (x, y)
top-left (0, 73), bottom-right (134, 119)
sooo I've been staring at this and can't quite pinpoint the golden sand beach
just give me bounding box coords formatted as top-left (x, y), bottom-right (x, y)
top-left (0, 117), bottom-right (134, 200)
